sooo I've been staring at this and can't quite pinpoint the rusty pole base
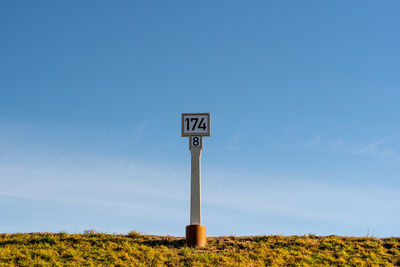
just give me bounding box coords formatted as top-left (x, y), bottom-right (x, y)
top-left (186, 225), bottom-right (206, 247)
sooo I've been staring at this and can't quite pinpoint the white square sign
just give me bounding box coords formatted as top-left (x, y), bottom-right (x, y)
top-left (181, 113), bottom-right (210, 137)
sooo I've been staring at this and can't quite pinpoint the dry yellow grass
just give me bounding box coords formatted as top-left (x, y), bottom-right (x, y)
top-left (0, 232), bottom-right (399, 266)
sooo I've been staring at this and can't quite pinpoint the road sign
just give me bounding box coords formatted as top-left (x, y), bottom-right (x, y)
top-left (182, 113), bottom-right (210, 248)
top-left (181, 113), bottom-right (210, 137)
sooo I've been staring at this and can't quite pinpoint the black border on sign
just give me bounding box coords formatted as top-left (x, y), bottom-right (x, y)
top-left (181, 113), bottom-right (211, 137)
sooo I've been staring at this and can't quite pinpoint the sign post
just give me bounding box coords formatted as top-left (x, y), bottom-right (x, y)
top-left (182, 113), bottom-right (210, 247)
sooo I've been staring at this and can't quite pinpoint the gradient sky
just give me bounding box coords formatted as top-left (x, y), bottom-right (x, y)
top-left (1, 1), bottom-right (400, 237)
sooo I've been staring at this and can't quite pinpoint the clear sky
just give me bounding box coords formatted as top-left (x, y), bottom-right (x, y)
top-left (1, 1), bottom-right (399, 237)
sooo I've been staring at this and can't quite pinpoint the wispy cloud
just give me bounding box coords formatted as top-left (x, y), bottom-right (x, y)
top-left (222, 133), bottom-right (244, 151)
top-left (131, 122), bottom-right (149, 142)
top-left (305, 134), bottom-right (322, 147)
top-left (203, 171), bottom-right (400, 236)
top-left (305, 134), bottom-right (345, 152)
top-left (0, 146), bottom-right (190, 234)
top-left (354, 135), bottom-right (400, 158)
top-left (328, 138), bottom-right (344, 151)
top-left (304, 134), bottom-right (400, 159)
top-left (1, 146), bottom-right (400, 236)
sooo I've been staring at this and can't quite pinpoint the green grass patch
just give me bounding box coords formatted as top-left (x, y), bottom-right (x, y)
top-left (0, 232), bottom-right (399, 266)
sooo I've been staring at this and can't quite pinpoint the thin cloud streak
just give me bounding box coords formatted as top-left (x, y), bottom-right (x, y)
top-left (304, 134), bottom-right (400, 159)
top-left (354, 135), bottom-right (400, 158)
top-left (221, 133), bottom-right (244, 151)
top-left (131, 122), bottom-right (149, 142)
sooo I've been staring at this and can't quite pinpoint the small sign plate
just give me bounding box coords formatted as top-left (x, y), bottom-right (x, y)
top-left (182, 113), bottom-right (210, 137)
top-left (189, 136), bottom-right (202, 149)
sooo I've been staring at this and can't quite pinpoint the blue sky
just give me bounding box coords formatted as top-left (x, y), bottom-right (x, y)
top-left (1, 1), bottom-right (400, 237)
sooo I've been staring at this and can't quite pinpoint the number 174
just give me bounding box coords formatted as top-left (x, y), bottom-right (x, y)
top-left (185, 118), bottom-right (207, 131)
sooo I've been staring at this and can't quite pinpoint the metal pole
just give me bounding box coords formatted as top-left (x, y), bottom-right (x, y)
top-left (186, 136), bottom-right (206, 247)
top-left (190, 146), bottom-right (202, 225)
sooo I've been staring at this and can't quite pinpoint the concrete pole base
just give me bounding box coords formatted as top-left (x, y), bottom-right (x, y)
top-left (186, 225), bottom-right (206, 247)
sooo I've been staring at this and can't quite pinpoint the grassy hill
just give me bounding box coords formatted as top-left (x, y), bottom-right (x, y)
top-left (0, 232), bottom-right (399, 266)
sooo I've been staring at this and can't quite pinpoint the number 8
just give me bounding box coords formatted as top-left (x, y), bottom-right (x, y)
top-left (193, 137), bottom-right (199, 146)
